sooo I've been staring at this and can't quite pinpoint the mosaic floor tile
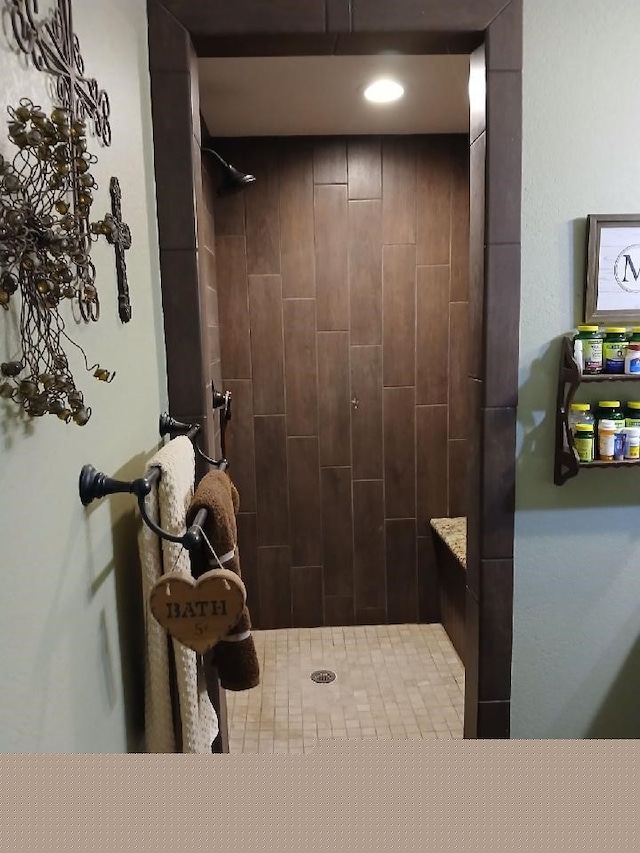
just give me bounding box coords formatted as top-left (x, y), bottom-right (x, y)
top-left (226, 623), bottom-right (465, 752)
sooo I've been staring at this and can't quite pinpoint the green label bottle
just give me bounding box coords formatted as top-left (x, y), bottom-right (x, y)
top-left (603, 327), bottom-right (629, 374)
top-left (626, 401), bottom-right (640, 428)
top-left (597, 400), bottom-right (625, 427)
top-left (574, 423), bottom-right (594, 463)
top-left (574, 326), bottom-right (603, 374)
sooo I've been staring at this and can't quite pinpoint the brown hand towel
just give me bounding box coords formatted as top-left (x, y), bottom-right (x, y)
top-left (186, 469), bottom-right (260, 691)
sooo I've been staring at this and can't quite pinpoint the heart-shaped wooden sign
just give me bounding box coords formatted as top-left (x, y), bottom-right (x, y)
top-left (149, 568), bottom-right (246, 654)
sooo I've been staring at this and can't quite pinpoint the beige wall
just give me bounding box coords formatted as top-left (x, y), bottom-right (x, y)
top-left (514, 0), bottom-right (640, 736)
top-left (0, 0), bottom-right (167, 751)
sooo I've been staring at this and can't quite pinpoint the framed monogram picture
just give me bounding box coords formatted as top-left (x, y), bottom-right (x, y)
top-left (585, 214), bottom-right (640, 323)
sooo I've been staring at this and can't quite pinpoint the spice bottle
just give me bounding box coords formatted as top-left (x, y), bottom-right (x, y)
top-left (573, 423), bottom-right (594, 463)
top-left (603, 327), bottom-right (629, 374)
top-left (574, 326), bottom-right (603, 374)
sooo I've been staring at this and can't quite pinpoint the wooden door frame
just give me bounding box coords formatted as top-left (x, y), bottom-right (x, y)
top-left (146, 0), bottom-right (523, 739)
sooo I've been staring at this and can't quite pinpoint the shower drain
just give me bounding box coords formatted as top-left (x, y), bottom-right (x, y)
top-left (310, 669), bottom-right (336, 684)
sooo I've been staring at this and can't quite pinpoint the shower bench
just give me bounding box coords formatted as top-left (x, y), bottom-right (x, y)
top-left (430, 517), bottom-right (467, 665)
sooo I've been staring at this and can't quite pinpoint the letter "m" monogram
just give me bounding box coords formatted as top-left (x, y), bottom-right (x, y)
top-left (622, 254), bottom-right (640, 283)
top-left (613, 243), bottom-right (640, 293)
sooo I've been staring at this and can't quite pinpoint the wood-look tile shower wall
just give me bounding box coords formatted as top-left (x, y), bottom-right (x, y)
top-left (212, 135), bottom-right (469, 629)
top-left (199, 158), bottom-right (224, 464)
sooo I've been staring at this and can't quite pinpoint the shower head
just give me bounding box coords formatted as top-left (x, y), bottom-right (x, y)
top-left (201, 145), bottom-right (256, 197)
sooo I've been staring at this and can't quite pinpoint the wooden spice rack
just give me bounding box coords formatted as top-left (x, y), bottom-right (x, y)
top-left (554, 336), bottom-right (640, 484)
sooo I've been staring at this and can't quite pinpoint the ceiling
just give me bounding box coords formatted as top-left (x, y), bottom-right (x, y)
top-left (198, 54), bottom-right (470, 138)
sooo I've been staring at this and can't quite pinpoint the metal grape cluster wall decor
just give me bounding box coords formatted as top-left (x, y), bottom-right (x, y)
top-left (0, 0), bottom-right (132, 427)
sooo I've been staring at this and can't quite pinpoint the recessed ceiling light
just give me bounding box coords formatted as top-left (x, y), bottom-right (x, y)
top-left (363, 79), bottom-right (405, 104)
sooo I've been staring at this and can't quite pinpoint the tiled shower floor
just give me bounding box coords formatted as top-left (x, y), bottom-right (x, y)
top-left (226, 623), bottom-right (465, 753)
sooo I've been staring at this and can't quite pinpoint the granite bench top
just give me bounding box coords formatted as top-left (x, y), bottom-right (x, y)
top-left (430, 516), bottom-right (467, 569)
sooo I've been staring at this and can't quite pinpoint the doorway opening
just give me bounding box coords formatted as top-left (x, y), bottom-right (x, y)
top-left (197, 52), bottom-right (470, 751)
top-left (147, 0), bottom-right (522, 745)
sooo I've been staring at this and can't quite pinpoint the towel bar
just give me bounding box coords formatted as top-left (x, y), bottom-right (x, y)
top-left (79, 416), bottom-right (210, 552)
top-left (160, 412), bottom-right (228, 472)
top-left (79, 460), bottom-right (208, 552)
top-left (79, 462), bottom-right (160, 505)
top-left (79, 396), bottom-right (234, 552)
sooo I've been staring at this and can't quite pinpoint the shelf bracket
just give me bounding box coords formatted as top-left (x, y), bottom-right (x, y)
top-left (554, 337), bottom-right (581, 485)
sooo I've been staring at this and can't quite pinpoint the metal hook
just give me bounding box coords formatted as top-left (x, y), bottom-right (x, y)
top-left (78, 291), bottom-right (100, 322)
top-left (159, 413), bottom-right (228, 470)
top-left (212, 387), bottom-right (226, 411)
top-left (212, 386), bottom-right (232, 459)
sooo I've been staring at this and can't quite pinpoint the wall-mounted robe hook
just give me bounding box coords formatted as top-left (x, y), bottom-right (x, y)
top-left (212, 387), bottom-right (227, 410)
top-left (212, 385), bottom-right (232, 457)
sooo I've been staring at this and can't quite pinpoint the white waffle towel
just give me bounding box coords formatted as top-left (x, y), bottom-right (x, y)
top-left (137, 435), bottom-right (219, 753)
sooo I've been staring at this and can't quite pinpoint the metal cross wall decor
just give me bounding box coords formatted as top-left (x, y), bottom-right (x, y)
top-left (8, 0), bottom-right (109, 324)
top-left (6, 0), bottom-right (128, 325)
top-left (9, 0), bottom-right (111, 146)
top-left (0, 0), bottom-right (132, 425)
top-left (100, 178), bottom-right (131, 323)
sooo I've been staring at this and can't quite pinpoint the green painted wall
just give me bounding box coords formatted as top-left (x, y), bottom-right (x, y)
top-left (513, 0), bottom-right (640, 737)
top-left (4, 0), bottom-right (636, 748)
top-left (0, 0), bottom-right (167, 751)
